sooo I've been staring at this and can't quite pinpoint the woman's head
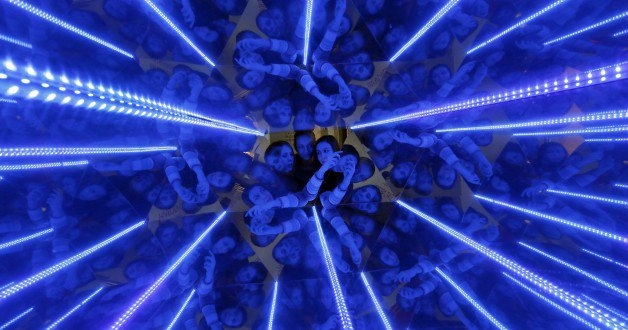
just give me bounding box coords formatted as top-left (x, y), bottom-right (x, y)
top-left (207, 171), bottom-right (235, 191)
top-left (315, 135), bottom-right (340, 164)
top-left (78, 183), bottom-right (108, 201)
top-left (256, 7), bottom-right (286, 38)
top-left (435, 163), bottom-right (457, 189)
top-left (218, 306), bottom-right (246, 328)
top-left (414, 166), bottom-right (433, 195)
top-left (430, 64), bottom-right (451, 87)
top-left (378, 247), bottom-right (400, 267)
top-left (243, 184), bottom-right (274, 206)
top-left (130, 172), bottom-right (155, 193)
top-left (343, 52), bottom-right (375, 80)
top-left (263, 98), bottom-right (293, 128)
top-left (391, 161), bottom-right (415, 187)
top-left (272, 236), bottom-right (302, 266)
top-left (156, 221), bottom-right (179, 247)
top-left (385, 74), bottom-right (410, 96)
top-left (155, 185), bottom-right (178, 209)
top-left (294, 131), bottom-right (315, 161)
top-left (438, 197), bottom-right (461, 222)
top-left (235, 262), bottom-right (267, 283)
top-left (352, 157), bottom-right (375, 183)
top-left (364, 129), bottom-right (394, 151)
top-left (236, 69), bottom-right (266, 89)
top-left (538, 142), bottom-right (567, 169)
top-left (264, 141), bottom-right (295, 174)
top-left (350, 185), bottom-right (381, 214)
top-left (201, 83), bottom-right (233, 103)
top-left (293, 108), bottom-right (315, 131)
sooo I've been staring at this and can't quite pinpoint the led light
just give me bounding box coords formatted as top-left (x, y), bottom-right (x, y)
top-left (396, 200), bottom-right (623, 329)
top-left (302, 0), bottom-right (314, 65)
top-left (350, 61), bottom-right (628, 130)
top-left (359, 273), bottom-right (393, 330)
top-left (581, 248), bottom-right (628, 270)
top-left (312, 207), bottom-right (354, 330)
top-left (0, 33), bottom-right (32, 49)
top-left (24, 66), bottom-right (36, 76)
top-left (6, 85), bottom-right (19, 95)
top-left (545, 188), bottom-right (628, 206)
top-left (0, 282), bottom-right (13, 291)
top-left (0, 73), bottom-right (7, 79)
top-left (0, 307), bottom-right (34, 329)
top-left (615, 29), bottom-right (628, 37)
top-left (0, 98), bottom-right (16, 104)
top-left (0, 146), bottom-right (177, 157)
top-left (467, 0), bottom-right (568, 54)
top-left (61, 96), bottom-right (71, 104)
top-left (389, 0), bottom-right (461, 61)
top-left (3, 59), bottom-right (17, 71)
top-left (46, 287), bottom-right (104, 329)
top-left (268, 282), bottom-right (278, 330)
top-left (615, 183), bottom-right (628, 189)
top-left (513, 126), bottom-right (628, 136)
top-left (0, 228), bottom-right (53, 250)
top-left (435, 268), bottom-right (507, 330)
top-left (141, 0), bottom-right (215, 66)
top-left (519, 242), bottom-right (628, 298)
top-left (0, 220), bottom-right (143, 299)
top-left (582, 294), bottom-right (628, 322)
top-left (165, 289), bottom-right (196, 330)
top-left (43, 71), bottom-right (54, 80)
top-left (26, 90), bottom-right (39, 99)
top-left (111, 212), bottom-right (226, 330)
top-left (503, 273), bottom-right (599, 329)
top-left (20, 78), bottom-right (30, 84)
top-left (475, 194), bottom-right (628, 243)
top-left (586, 137), bottom-right (628, 142)
top-left (0, 160), bottom-right (89, 172)
top-left (544, 11), bottom-right (628, 45)
top-left (5, 0), bottom-right (133, 58)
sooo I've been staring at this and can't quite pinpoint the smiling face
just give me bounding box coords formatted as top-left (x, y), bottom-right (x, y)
top-left (379, 247), bottom-right (399, 267)
top-left (350, 186), bottom-right (380, 213)
top-left (316, 141), bottom-right (334, 164)
top-left (436, 164), bottom-right (457, 188)
top-left (431, 65), bottom-right (451, 87)
top-left (273, 237), bottom-right (301, 266)
top-left (247, 185), bottom-right (274, 205)
top-left (295, 134), bottom-right (314, 160)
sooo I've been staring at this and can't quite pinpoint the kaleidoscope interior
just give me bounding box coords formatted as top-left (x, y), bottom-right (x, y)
top-left (1, 0), bottom-right (627, 329)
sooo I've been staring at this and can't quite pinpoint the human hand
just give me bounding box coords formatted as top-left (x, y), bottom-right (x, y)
top-left (398, 286), bottom-right (422, 298)
top-left (321, 151), bottom-right (342, 171)
top-left (27, 185), bottom-right (47, 209)
top-left (245, 203), bottom-right (272, 218)
top-left (391, 130), bottom-right (413, 144)
top-left (203, 252), bottom-right (216, 273)
top-left (396, 267), bottom-right (419, 283)
top-left (250, 222), bottom-right (280, 235)
top-left (46, 190), bottom-right (64, 212)
top-left (236, 53), bottom-right (266, 71)
top-left (236, 38), bottom-right (265, 52)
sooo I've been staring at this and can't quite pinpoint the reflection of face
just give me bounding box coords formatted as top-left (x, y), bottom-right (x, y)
top-left (257, 8), bottom-right (285, 38)
top-left (242, 70), bottom-right (264, 89)
top-left (224, 154), bottom-right (250, 173)
top-left (274, 238), bottom-right (301, 266)
top-left (372, 131), bottom-right (393, 151)
top-left (344, 53), bottom-right (373, 80)
top-left (315, 102), bottom-right (332, 124)
top-left (392, 162), bottom-right (413, 184)
top-left (503, 150), bottom-right (524, 167)
top-left (340, 32), bottom-right (365, 55)
top-left (202, 86), bottom-right (231, 102)
top-left (264, 99), bottom-right (292, 127)
top-left (156, 186), bottom-right (178, 209)
top-left (296, 135), bottom-right (314, 160)
top-left (351, 186), bottom-right (379, 213)
top-left (338, 155), bottom-right (358, 173)
top-left (131, 172), bottom-right (154, 193)
top-left (350, 214), bottom-right (375, 234)
top-left (490, 176), bottom-right (510, 193)
top-left (379, 247), bottom-right (400, 267)
top-left (287, 286), bottom-right (304, 309)
top-left (431, 66), bottom-right (451, 87)
top-left (437, 165), bottom-right (456, 188)
top-left (440, 203), bottom-right (460, 221)
top-left (293, 109), bottom-right (314, 130)
top-left (316, 142), bottom-right (334, 164)
top-left (236, 264), bottom-right (260, 283)
top-left (158, 227), bottom-right (178, 246)
top-left (248, 185), bottom-right (274, 205)
top-left (386, 76), bottom-right (409, 96)
top-left (79, 184), bottom-right (107, 201)
top-left (416, 169), bottom-right (433, 193)
top-left (207, 171), bottom-right (232, 189)
top-left (212, 236), bottom-right (236, 254)
top-left (393, 217), bottom-right (416, 234)
top-left (353, 160), bottom-right (374, 182)
top-left (220, 307), bottom-right (245, 328)
top-left (193, 26), bottom-right (218, 42)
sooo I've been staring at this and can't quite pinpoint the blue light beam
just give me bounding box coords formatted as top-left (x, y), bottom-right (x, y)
top-left (165, 289), bottom-right (196, 330)
top-left (0, 160), bottom-right (89, 172)
top-left (586, 137), bottom-right (628, 142)
top-left (302, 0), bottom-right (314, 66)
top-left (111, 211), bottom-right (226, 330)
top-left (0, 220), bottom-right (144, 299)
top-left (0, 146), bottom-right (177, 157)
top-left (0, 33), bottom-right (32, 49)
top-left (0, 228), bottom-right (53, 250)
top-left (582, 294), bottom-right (628, 323)
top-left (614, 29), bottom-right (628, 37)
top-left (615, 183), bottom-right (628, 189)
top-left (512, 125), bottom-right (628, 137)
top-left (0, 307), bottom-right (34, 330)
top-left (46, 287), bottom-right (104, 329)
top-left (268, 282), bottom-right (278, 330)
top-left (389, 0), bottom-right (461, 62)
top-left (581, 249), bottom-right (628, 271)
top-left (312, 207), bottom-right (354, 330)
top-left (545, 188), bottom-right (628, 207)
top-left (359, 273), bottom-right (393, 330)
top-left (475, 194), bottom-right (628, 244)
top-left (544, 11), bottom-right (628, 46)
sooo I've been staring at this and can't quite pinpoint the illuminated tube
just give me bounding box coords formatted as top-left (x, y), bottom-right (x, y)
top-left (312, 207), bottom-right (354, 330)
top-left (0, 33), bottom-right (32, 49)
top-left (4, 0), bottom-right (133, 58)
top-left (350, 62), bottom-right (627, 130)
top-left (0, 228), bottom-right (53, 250)
top-left (0, 146), bottom-right (177, 157)
top-left (544, 11), bottom-right (628, 46)
top-left (302, 0), bottom-right (314, 66)
top-left (111, 211), bottom-right (226, 330)
top-left (0, 282), bottom-right (13, 291)
top-left (545, 188), bottom-right (628, 206)
top-left (268, 282), bottom-right (278, 330)
top-left (475, 194), bottom-right (628, 244)
top-left (396, 200), bottom-right (623, 329)
top-left (0, 307), bottom-right (34, 330)
top-left (0, 160), bottom-right (88, 172)
top-left (46, 287), bottom-right (104, 329)
top-left (165, 289), bottom-right (196, 330)
top-left (436, 108), bottom-right (628, 133)
top-left (519, 242), bottom-right (628, 298)
top-left (0, 98), bottom-right (16, 104)
top-left (503, 273), bottom-right (599, 329)
top-left (467, 0), bottom-right (568, 54)
top-left (142, 0), bottom-right (215, 67)
top-left (389, 0), bottom-right (461, 62)
top-left (435, 268), bottom-right (507, 330)
top-left (0, 220), bottom-right (144, 299)
top-left (582, 294), bottom-right (628, 323)
top-left (359, 273), bottom-right (393, 330)
top-left (513, 126), bottom-right (628, 137)
top-left (581, 249), bottom-right (628, 270)
top-left (615, 183), bottom-right (628, 189)
top-left (615, 29), bottom-right (628, 37)
top-left (586, 137), bottom-right (628, 142)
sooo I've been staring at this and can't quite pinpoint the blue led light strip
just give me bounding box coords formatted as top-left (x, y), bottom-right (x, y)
top-left (0, 228), bottom-right (53, 250)
top-left (513, 126), bottom-right (628, 137)
top-left (436, 108), bottom-right (628, 133)
top-left (475, 194), bottom-right (628, 243)
top-left (165, 289), bottom-right (196, 330)
top-left (615, 183), bottom-right (628, 189)
top-left (545, 188), bottom-right (628, 206)
top-left (435, 267), bottom-right (508, 330)
top-left (0, 220), bottom-right (144, 299)
top-left (268, 281), bottom-right (278, 330)
top-left (467, 0), bottom-right (568, 54)
top-left (581, 249), bottom-right (628, 271)
top-left (4, 0), bottom-right (133, 58)
top-left (0, 160), bottom-right (88, 172)
top-left (389, 0), bottom-right (461, 61)
top-left (582, 294), bottom-right (628, 323)
top-left (395, 200), bottom-right (623, 329)
top-left (0, 146), bottom-right (177, 157)
top-left (359, 273), bottom-right (393, 330)
top-left (0, 97), bottom-right (16, 103)
top-left (350, 62), bottom-right (627, 130)
top-left (302, 0), bottom-right (314, 66)
top-left (615, 29), bottom-right (628, 37)
top-left (586, 137), bottom-right (628, 142)
top-left (142, 0), bottom-right (215, 67)
top-left (503, 273), bottom-right (600, 329)
top-left (0, 282), bottom-right (14, 291)
top-left (544, 11), bottom-right (628, 45)
top-left (46, 287), bottom-right (104, 329)
top-left (311, 207), bottom-right (354, 330)
top-left (0, 307), bottom-right (34, 330)
top-left (0, 33), bottom-right (32, 49)
top-left (111, 211), bottom-right (226, 330)
top-left (519, 242), bottom-right (628, 298)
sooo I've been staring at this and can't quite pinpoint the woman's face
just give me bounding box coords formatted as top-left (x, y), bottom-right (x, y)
top-left (158, 226), bottom-right (178, 246)
top-left (340, 32), bottom-right (365, 55)
top-left (543, 145), bottom-right (566, 164)
top-left (432, 31), bottom-right (451, 50)
top-left (274, 238), bottom-right (301, 266)
top-left (416, 169), bottom-right (433, 193)
top-left (212, 236), bottom-right (236, 254)
top-left (219, 307), bottom-right (245, 327)
top-left (202, 85), bottom-right (231, 102)
top-left (242, 70), bottom-right (265, 89)
top-left (440, 203), bottom-right (461, 221)
top-left (351, 186), bottom-right (380, 213)
top-left (393, 216), bottom-right (416, 234)
top-left (503, 150), bottom-right (525, 167)
top-left (224, 154), bottom-right (250, 173)
top-left (353, 160), bottom-right (374, 182)
top-left (257, 8), bottom-right (285, 38)
top-left (248, 185), bottom-right (274, 205)
top-left (344, 53), bottom-right (373, 80)
top-left (315, 102), bottom-right (332, 125)
top-left (372, 131), bottom-right (393, 151)
top-left (316, 141), bottom-right (334, 164)
top-left (131, 173), bottom-right (155, 193)
top-left (379, 247), bottom-right (400, 267)
top-left (392, 162), bottom-right (414, 184)
top-left (236, 264), bottom-right (260, 283)
top-left (437, 165), bottom-right (456, 188)
top-left (296, 135), bottom-right (314, 160)
top-left (78, 184), bottom-right (107, 201)
top-left (431, 66), bottom-right (451, 87)
top-left (350, 214), bottom-right (375, 234)
top-left (156, 186), bottom-right (178, 209)
top-left (264, 99), bottom-right (292, 127)
top-left (247, 86), bottom-right (271, 108)
top-left (490, 176), bottom-right (510, 193)
top-left (207, 171), bottom-right (232, 189)
top-left (293, 109), bottom-right (314, 131)
top-left (193, 26), bottom-right (219, 43)
top-left (386, 76), bottom-right (409, 96)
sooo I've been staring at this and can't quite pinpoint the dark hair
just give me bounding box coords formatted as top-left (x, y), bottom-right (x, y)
top-left (264, 141), bottom-right (292, 162)
top-left (315, 135), bottom-right (340, 153)
top-left (434, 161), bottom-right (457, 190)
top-left (256, 8), bottom-right (286, 38)
top-left (272, 235), bottom-right (301, 266)
top-left (242, 183), bottom-right (273, 206)
top-left (294, 130), bottom-right (315, 146)
top-left (263, 98), bottom-right (293, 128)
top-left (251, 233), bottom-right (277, 247)
top-left (354, 157), bottom-right (375, 183)
top-left (340, 144), bottom-right (359, 162)
top-left (537, 142), bottom-right (567, 170)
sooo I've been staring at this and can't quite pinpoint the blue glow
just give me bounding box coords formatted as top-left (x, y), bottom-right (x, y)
top-left (3, 59), bottom-right (17, 71)
top-left (0, 282), bottom-right (13, 291)
top-left (614, 29), bottom-right (628, 37)
top-left (46, 287), bottom-right (104, 329)
top-left (6, 85), bottom-right (19, 95)
top-left (5, 0), bottom-right (133, 58)
top-left (582, 294), bottom-right (628, 323)
top-left (268, 282), bottom-right (278, 330)
top-left (0, 160), bottom-right (89, 172)
top-left (544, 11), bottom-right (628, 45)
top-left (513, 126), bottom-right (628, 137)
top-left (586, 137), bottom-right (628, 142)
top-left (165, 289), bottom-right (196, 330)
top-left (519, 242), bottom-right (628, 298)
top-left (475, 194), bottom-right (628, 243)
top-left (0, 33), bottom-right (32, 49)
top-left (467, 0), bottom-right (568, 54)
top-left (302, 0), bottom-right (314, 66)
top-left (359, 273), bottom-right (393, 330)
top-left (615, 183), bottom-right (628, 189)
top-left (141, 0), bottom-right (215, 67)
top-left (0, 228), bottom-right (53, 250)
top-left (0, 220), bottom-right (144, 299)
top-left (0, 307), bottom-right (34, 330)
top-left (581, 249), bottom-right (628, 271)
top-left (111, 211), bottom-right (226, 329)
top-left (311, 207), bottom-right (354, 330)
top-left (350, 62), bottom-right (628, 130)
top-left (435, 267), bottom-right (508, 330)
top-left (0, 97), bottom-right (16, 104)
top-left (545, 188), bottom-right (628, 206)
top-left (0, 146), bottom-right (177, 157)
top-left (396, 200), bottom-right (623, 329)
top-left (389, 0), bottom-right (461, 62)
top-left (503, 273), bottom-right (599, 329)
